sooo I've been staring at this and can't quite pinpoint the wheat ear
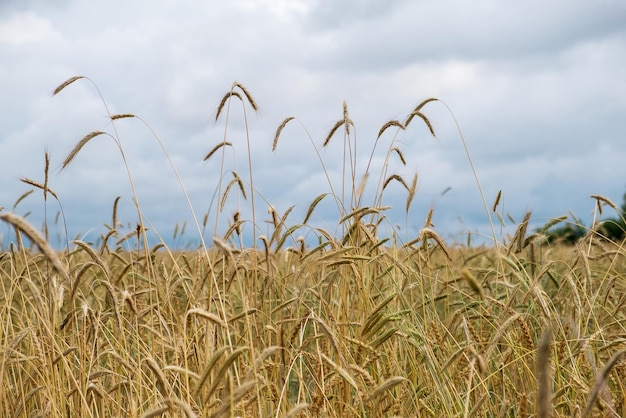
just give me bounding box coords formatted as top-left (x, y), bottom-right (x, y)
top-left (215, 91), bottom-right (243, 121)
top-left (377, 120), bottom-right (405, 139)
top-left (367, 376), bottom-right (409, 402)
top-left (390, 147), bottom-right (407, 165)
top-left (323, 119), bottom-right (345, 147)
top-left (44, 151), bottom-right (50, 201)
top-left (233, 81), bottom-right (259, 111)
top-left (20, 178), bottom-right (59, 200)
top-left (343, 100), bottom-right (351, 135)
top-left (382, 174), bottom-right (409, 192)
top-left (52, 75), bottom-right (85, 95)
top-left (0, 212), bottom-right (69, 282)
top-left (590, 194), bottom-right (620, 215)
top-left (272, 116), bottom-right (295, 151)
top-left (62, 131), bottom-right (107, 169)
top-left (110, 113), bottom-right (135, 120)
top-left (203, 141), bottom-right (232, 161)
top-left (582, 348), bottom-right (626, 417)
top-left (406, 173), bottom-right (418, 213)
top-left (492, 190), bottom-right (502, 212)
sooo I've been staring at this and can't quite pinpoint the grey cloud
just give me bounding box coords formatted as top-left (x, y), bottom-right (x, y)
top-left (305, 0), bottom-right (409, 30)
top-left (301, 1), bottom-right (626, 73)
top-left (0, 0), bottom-right (70, 15)
top-left (1, 0), bottom-right (625, 249)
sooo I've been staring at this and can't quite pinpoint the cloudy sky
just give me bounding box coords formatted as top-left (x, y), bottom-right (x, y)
top-left (1, 0), bottom-right (625, 249)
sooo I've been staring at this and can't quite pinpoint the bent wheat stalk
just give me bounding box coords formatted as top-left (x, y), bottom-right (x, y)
top-left (0, 212), bottom-right (69, 283)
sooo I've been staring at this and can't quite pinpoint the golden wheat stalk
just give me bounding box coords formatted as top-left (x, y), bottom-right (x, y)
top-left (144, 357), bottom-right (169, 397)
top-left (323, 119), bottom-right (345, 147)
top-left (343, 100), bottom-right (351, 135)
top-left (377, 120), bottom-right (405, 139)
top-left (140, 405), bottom-right (170, 418)
top-left (419, 227), bottom-right (452, 261)
top-left (110, 113), bottom-right (135, 120)
top-left (361, 293), bottom-right (396, 337)
top-left (460, 269), bottom-right (484, 299)
top-left (20, 178), bottom-right (59, 200)
top-left (405, 110), bottom-right (435, 135)
top-left (268, 206), bottom-right (294, 243)
top-left (185, 308), bottom-right (227, 328)
top-left (110, 196), bottom-right (121, 231)
top-left (484, 312), bottom-right (522, 359)
top-left (367, 376), bottom-right (409, 402)
top-left (318, 352), bottom-right (359, 391)
top-left (406, 173), bottom-right (418, 213)
top-left (390, 147), bottom-right (407, 165)
top-left (166, 398), bottom-right (198, 418)
top-left (272, 116), bottom-right (295, 151)
top-left (0, 212), bottom-right (69, 283)
top-left (13, 189), bottom-right (33, 209)
top-left (203, 141), bottom-right (232, 161)
top-left (405, 97), bottom-right (438, 123)
top-left (492, 190), bottom-right (502, 212)
top-left (508, 211), bottom-right (532, 254)
top-left (214, 82), bottom-right (258, 121)
top-left (311, 315), bottom-right (340, 354)
top-left (233, 81), bottom-right (259, 111)
top-left (212, 237), bottom-right (234, 259)
top-left (536, 328), bottom-right (552, 418)
top-left (590, 194), bottom-right (620, 215)
top-left (163, 366), bottom-right (200, 381)
top-left (215, 91), bottom-right (243, 121)
top-left (201, 346), bottom-right (248, 403)
top-left (62, 131), bottom-right (107, 169)
top-left (52, 75), bottom-right (85, 95)
top-left (303, 193), bottom-right (327, 225)
top-left (220, 171), bottom-right (247, 211)
top-left (382, 174), bottom-right (409, 192)
top-left (44, 151), bottom-right (50, 201)
top-left (72, 240), bottom-right (110, 278)
top-left (209, 380), bottom-right (256, 418)
top-left (582, 348), bottom-right (626, 417)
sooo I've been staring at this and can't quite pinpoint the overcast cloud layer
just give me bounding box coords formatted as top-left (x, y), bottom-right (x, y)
top-left (1, 0), bottom-right (625, 248)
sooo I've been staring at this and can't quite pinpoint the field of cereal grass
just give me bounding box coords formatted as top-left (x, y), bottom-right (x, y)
top-left (1, 76), bottom-right (626, 417)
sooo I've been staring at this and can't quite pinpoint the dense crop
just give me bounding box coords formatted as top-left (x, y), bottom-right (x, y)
top-left (1, 77), bottom-right (625, 417)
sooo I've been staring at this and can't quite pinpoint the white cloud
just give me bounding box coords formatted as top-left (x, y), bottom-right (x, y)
top-left (0, 11), bottom-right (60, 44)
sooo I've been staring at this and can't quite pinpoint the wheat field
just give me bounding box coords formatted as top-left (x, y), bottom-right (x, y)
top-left (1, 77), bottom-right (625, 417)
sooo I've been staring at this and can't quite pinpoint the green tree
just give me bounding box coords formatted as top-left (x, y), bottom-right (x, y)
top-left (545, 223), bottom-right (586, 245)
top-left (543, 189), bottom-right (626, 245)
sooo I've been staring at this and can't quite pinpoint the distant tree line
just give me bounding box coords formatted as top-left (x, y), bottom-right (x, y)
top-left (546, 191), bottom-right (626, 245)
